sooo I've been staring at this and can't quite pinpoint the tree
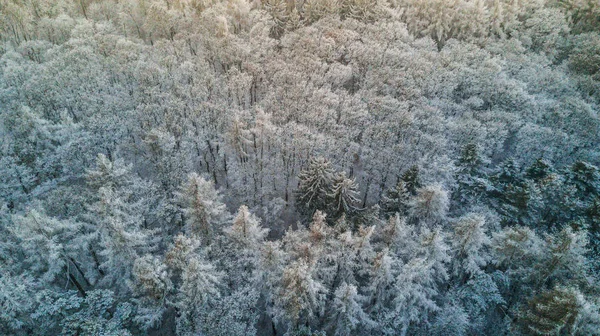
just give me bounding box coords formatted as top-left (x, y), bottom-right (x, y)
top-left (453, 143), bottom-right (490, 208)
top-left (536, 226), bottom-right (590, 288)
top-left (273, 260), bottom-right (327, 332)
top-left (31, 289), bottom-right (133, 336)
top-left (221, 205), bottom-right (269, 286)
top-left (408, 184), bottom-right (449, 225)
top-left (176, 256), bottom-right (222, 335)
top-left (385, 228), bottom-right (450, 335)
top-left (365, 249), bottom-right (397, 316)
top-left (451, 213), bottom-right (490, 280)
top-left (489, 159), bottom-right (533, 226)
top-left (0, 155), bottom-right (36, 210)
top-left (129, 255), bottom-right (172, 330)
top-left (380, 180), bottom-right (410, 218)
top-left (491, 225), bottom-right (543, 279)
top-left (176, 173), bottom-right (228, 243)
top-left (380, 213), bottom-right (416, 259)
top-left (568, 32), bottom-right (600, 76)
top-left (518, 287), bottom-right (580, 335)
top-left (0, 270), bottom-right (35, 334)
top-left (327, 282), bottom-right (374, 335)
top-left (430, 300), bottom-right (469, 336)
top-left (328, 172), bottom-right (360, 220)
top-left (88, 186), bottom-right (154, 294)
top-left (224, 205), bottom-right (268, 250)
top-left (10, 208), bottom-right (89, 295)
top-left (399, 165), bottom-right (422, 196)
top-left (296, 157), bottom-right (335, 220)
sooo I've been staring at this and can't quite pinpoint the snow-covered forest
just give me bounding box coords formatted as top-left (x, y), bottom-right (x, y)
top-left (1, 0), bottom-right (599, 334)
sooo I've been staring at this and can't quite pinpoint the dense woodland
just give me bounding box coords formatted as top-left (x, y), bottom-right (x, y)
top-left (1, 0), bottom-right (600, 335)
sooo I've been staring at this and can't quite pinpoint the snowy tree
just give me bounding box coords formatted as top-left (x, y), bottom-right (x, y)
top-left (0, 270), bottom-right (35, 334)
top-left (408, 184), bottom-right (450, 225)
top-left (453, 143), bottom-right (490, 207)
top-left (380, 213), bottom-right (415, 259)
top-left (221, 205), bottom-right (269, 286)
top-left (31, 289), bottom-right (133, 336)
top-left (273, 260), bottom-right (327, 332)
top-left (365, 249), bottom-right (397, 315)
top-left (176, 256), bottom-right (222, 335)
top-left (327, 282), bottom-right (374, 335)
top-left (536, 226), bottom-right (590, 288)
top-left (165, 233), bottom-right (202, 272)
top-left (328, 171), bottom-right (360, 220)
top-left (451, 213), bottom-right (491, 280)
top-left (430, 300), bottom-right (469, 336)
top-left (517, 286), bottom-right (580, 335)
top-left (176, 173), bottom-right (228, 243)
top-left (129, 255), bottom-right (172, 329)
top-left (492, 226), bottom-right (543, 274)
top-left (0, 156), bottom-right (36, 210)
top-left (224, 205), bottom-right (269, 250)
top-left (87, 186), bottom-right (154, 294)
top-left (296, 157), bottom-right (335, 220)
top-left (10, 208), bottom-right (89, 295)
top-left (385, 228), bottom-right (450, 335)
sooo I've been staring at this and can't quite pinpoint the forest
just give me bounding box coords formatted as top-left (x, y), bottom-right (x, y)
top-left (1, 0), bottom-right (599, 335)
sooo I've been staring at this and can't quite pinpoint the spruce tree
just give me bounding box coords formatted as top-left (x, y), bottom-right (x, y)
top-left (296, 157), bottom-right (335, 221)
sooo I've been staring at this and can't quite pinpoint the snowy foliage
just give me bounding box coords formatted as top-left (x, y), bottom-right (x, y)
top-left (1, 0), bottom-right (600, 334)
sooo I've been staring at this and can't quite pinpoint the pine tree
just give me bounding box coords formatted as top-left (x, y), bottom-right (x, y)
top-left (328, 172), bottom-right (360, 220)
top-left (518, 287), bottom-right (580, 335)
top-left (526, 158), bottom-right (553, 181)
top-left (0, 155), bottom-right (36, 210)
top-left (569, 161), bottom-right (600, 200)
top-left (176, 173), bottom-right (228, 244)
top-left (380, 181), bottom-right (410, 218)
top-left (296, 157), bottom-right (335, 220)
top-left (400, 165), bottom-right (422, 195)
top-left (380, 213), bottom-right (415, 259)
top-left (451, 213), bottom-right (490, 280)
top-left (453, 143), bottom-right (490, 207)
top-left (536, 226), bottom-right (590, 288)
top-left (386, 228), bottom-right (450, 335)
top-left (224, 205), bottom-right (269, 250)
top-left (489, 159), bottom-right (532, 226)
top-left (88, 186), bottom-right (154, 294)
top-left (273, 260), bottom-right (327, 332)
top-left (327, 282), bottom-right (374, 335)
top-left (176, 256), bottom-right (222, 335)
top-left (31, 289), bottom-right (133, 335)
top-left (491, 225), bottom-right (543, 278)
top-left (129, 254), bottom-right (172, 330)
top-left (222, 205), bottom-right (269, 286)
top-left (408, 184), bottom-right (449, 225)
top-left (365, 249), bottom-right (397, 315)
top-left (10, 208), bottom-right (87, 292)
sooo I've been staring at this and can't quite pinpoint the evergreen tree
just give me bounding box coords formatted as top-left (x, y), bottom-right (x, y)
top-left (328, 172), bottom-right (360, 220)
top-left (489, 159), bottom-right (533, 226)
top-left (222, 205), bottom-right (268, 286)
top-left (400, 165), bottom-right (422, 195)
top-left (518, 286), bottom-right (580, 335)
top-left (296, 157), bottom-right (335, 220)
top-left (451, 213), bottom-right (490, 280)
top-left (453, 143), bottom-right (490, 208)
top-left (176, 256), bottom-right (222, 335)
top-left (176, 173), bottom-right (228, 244)
top-left (273, 260), bottom-right (327, 332)
top-left (327, 282), bottom-right (374, 335)
top-left (380, 180), bottom-right (410, 218)
top-left (408, 184), bottom-right (450, 226)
